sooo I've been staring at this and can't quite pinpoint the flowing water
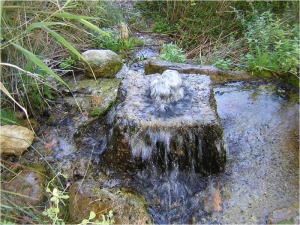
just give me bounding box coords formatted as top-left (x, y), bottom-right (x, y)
top-left (30, 75), bottom-right (298, 223)
top-left (211, 81), bottom-right (299, 224)
top-left (100, 80), bottom-right (299, 224)
top-left (113, 80), bottom-right (298, 224)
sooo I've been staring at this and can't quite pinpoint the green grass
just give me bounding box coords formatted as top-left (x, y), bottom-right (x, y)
top-left (1, 0), bottom-right (111, 116)
top-left (136, 0), bottom-right (299, 86)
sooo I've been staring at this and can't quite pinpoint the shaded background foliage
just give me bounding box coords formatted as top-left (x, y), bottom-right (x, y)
top-left (136, 0), bottom-right (299, 86)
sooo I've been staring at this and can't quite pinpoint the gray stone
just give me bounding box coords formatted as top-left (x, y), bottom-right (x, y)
top-left (99, 71), bottom-right (226, 175)
top-left (0, 125), bottom-right (35, 155)
top-left (64, 78), bottom-right (121, 116)
top-left (69, 180), bottom-right (152, 224)
top-left (82, 50), bottom-right (123, 78)
top-left (267, 205), bottom-right (299, 224)
top-left (2, 168), bottom-right (45, 206)
top-left (143, 59), bottom-right (251, 84)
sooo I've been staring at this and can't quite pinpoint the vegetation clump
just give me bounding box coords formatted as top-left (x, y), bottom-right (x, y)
top-left (159, 43), bottom-right (186, 63)
top-left (136, 1), bottom-right (299, 86)
top-left (242, 11), bottom-right (299, 79)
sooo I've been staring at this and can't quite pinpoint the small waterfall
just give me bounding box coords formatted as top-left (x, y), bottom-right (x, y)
top-left (99, 70), bottom-right (226, 175)
top-left (98, 69), bottom-right (226, 223)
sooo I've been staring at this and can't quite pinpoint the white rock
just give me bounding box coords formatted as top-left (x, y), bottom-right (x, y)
top-left (0, 125), bottom-right (34, 155)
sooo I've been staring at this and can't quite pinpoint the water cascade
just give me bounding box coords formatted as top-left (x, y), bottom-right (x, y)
top-left (99, 70), bottom-right (226, 175)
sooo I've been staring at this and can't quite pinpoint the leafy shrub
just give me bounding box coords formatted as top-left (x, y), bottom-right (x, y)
top-left (152, 20), bottom-right (171, 33)
top-left (243, 11), bottom-right (299, 78)
top-left (95, 35), bottom-right (143, 52)
top-left (159, 43), bottom-right (186, 63)
top-left (213, 58), bottom-right (233, 70)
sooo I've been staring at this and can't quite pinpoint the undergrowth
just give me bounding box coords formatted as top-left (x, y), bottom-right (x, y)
top-left (136, 1), bottom-right (299, 86)
top-left (0, 0), bottom-right (129, 119)
top-left (242, 11), bottom-right (299, 81)
top-left (1, 165), bottom-right (115, 225)
top-left (159, 43), bottom-right (186, 63)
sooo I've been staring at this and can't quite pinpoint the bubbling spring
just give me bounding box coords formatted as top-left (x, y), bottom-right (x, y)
top-left (100, 70), bottom-right (226, 175)
top-left (150, 70), bottom-right (184, 112)
top-left (98, 70), bottom-right (227, 223)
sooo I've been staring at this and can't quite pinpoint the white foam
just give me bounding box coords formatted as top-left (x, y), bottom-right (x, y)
top-left (150, 70), bottom-right (184, 111)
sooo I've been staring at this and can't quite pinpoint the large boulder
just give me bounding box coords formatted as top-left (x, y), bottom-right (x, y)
top-left (99, 71), bottom-right (226, 175)
top-left (69, 180), bottom-right (152, 224)
top-left (0, 125), bottom-right (34, 155)
top-left (82, 50), bottom-right (123, 78)
top-left (143, 59), bottom-right (251, 84)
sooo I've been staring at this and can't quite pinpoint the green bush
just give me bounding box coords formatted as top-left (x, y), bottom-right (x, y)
top-left (159, 43), bottom-right (186, 63)
top-left (213, 58), bottom-right (233, 71)
top-left (243, 11), bottom-right (299, 78)
top-left (95, 35), bottom-right (143, 53)
top-left (152, 20), bottom-right (171, 33)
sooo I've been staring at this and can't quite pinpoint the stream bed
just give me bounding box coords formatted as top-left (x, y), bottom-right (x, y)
top-left (211, 82), bottom-right (299, 224)
top-left (125, 81), bottom-right (299, 224)
top-left (29, 78), bottom-right (299, 224)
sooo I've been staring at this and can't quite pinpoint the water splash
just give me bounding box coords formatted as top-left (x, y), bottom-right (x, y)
top-left (150, 70), bottom-right (184, 112)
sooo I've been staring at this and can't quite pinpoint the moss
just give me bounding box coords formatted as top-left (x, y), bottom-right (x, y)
top-left (98, 78), bottom-right (122, 98)
top-left (89, 100), bottom-right (115, 117)
top-left (278, 219), bottom-right (295, 224)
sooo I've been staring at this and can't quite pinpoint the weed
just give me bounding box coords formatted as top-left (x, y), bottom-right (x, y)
top-left (242, 10), bottom-right (299, 79)
top-left (1, 1), bottom-right (109, 116)
top-left (152, 20), bottom-right (170, 33)
top-left (159, 43), bottom-right (186, 63)
top-left (95, 34), bottom-right (143, 53)
top-left (81, 210), bottom-right (114, 225)
top-left (42, 172), bottom-right (115, 225)
top-left (59, 57), bottom-right (77, 70)
top-left (0, 108), bottom-right (20, 125)
top-left (213, 58), bottom-right (233, 71)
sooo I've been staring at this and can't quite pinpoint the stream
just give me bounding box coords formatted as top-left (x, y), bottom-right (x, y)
top-left (3, 2), bottom-right (299, 223)
top-left (124, 81), bottom-right (299, 224)
top-left (21, 19), bottom-right (299, 222)
top-left (31, 75), bottom-right (298, 223)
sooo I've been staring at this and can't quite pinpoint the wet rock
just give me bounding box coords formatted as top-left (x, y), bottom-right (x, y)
top-left (69, 179), bottom-right (152, 224)
top-left (143, 59), bottom-right (251, 84)
top-left (60, 157), bottom-right (93, 181)
top-left (115, 64), bottom-right (130, 78)
top-left (203, 181), bottom-right (222, 212)
top-left (130, 46), bottom-right (160, 61)
top-left (0, 125), bottom-right (34, 155)
top-left (267, 204), bottom-right (299, 224)
top-left (64, 78), bottom-right (121, 116)
top-left (82, 50), bottom-right (123, 78)
top-left (99, 71), bottom-right (226, 175)
top-left (2, 167), bottom-right (45, 206)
